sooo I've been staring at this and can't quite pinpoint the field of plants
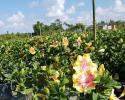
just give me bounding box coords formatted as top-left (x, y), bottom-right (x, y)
top-left (0, 30), bottom-right (125, 100)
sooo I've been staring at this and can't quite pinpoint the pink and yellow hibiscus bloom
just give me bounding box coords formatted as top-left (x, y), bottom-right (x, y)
top-left (72, 54), bottom-right (105, 93)
top-left (73, 71), bottom-right (96, 93)
top-left (73, 54), bottom-right (98, 76)
top-left (73, 54), bottom-right (98, 93)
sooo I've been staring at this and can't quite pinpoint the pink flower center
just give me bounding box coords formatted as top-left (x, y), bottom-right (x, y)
top-left (81, 60), bottom-right (88, 71)
top-left (79, 73), bottom-right (94, 87)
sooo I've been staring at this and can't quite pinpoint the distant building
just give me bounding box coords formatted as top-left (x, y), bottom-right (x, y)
top-left (97, 23), bottom-right (117, 30)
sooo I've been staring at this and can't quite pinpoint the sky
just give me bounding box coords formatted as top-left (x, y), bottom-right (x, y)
top-left (0, 0), bottom-right (125, 33)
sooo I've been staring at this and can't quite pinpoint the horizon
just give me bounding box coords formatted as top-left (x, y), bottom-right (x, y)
top-left (0, 0), bottom-right (125, 34)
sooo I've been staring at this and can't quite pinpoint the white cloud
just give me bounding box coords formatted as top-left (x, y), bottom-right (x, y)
top-left (66, 5), bottom-right (75, 14)
top-left (7, 12), bottom-right (25, 28)
top-left (78, 2), bottom-right (84, 7)
top-left (114, 0), bottom-right (125, 13)
top-left (76, 13), bottom-right (92, 25)
top-left (47, 0), bottom-right (65, 17)
top-left (29, 1), bottom-right (39, 8)
top-left (46, 0), bottom-right (70, 22)
top-left (46, 0), bottom-right (125, 24)
top-left (96, 0), bottom-right (125, 22)
top-left (96, 7), bottom-right (109, 15)
top-left (0, 20), bottom-right (5, 27)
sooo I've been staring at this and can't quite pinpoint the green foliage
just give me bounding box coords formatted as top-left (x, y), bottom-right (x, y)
top-left (95, 30), bottom-right (125, 81)
top-left (33, 21), bottom-right (44, 36)
top-left (33, 19), bottom-right (64, 36)
top-left (0, 30), bottom-right (125, 99)
top-left (0, 32), bottom-right (86, 99)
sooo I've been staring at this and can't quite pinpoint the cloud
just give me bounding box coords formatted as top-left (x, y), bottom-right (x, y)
top-left (76, 12), bottom-right (92, 25)
top-left (96, 7), bottom-right (109, 15)
top-left (114, 0), bottom-right (125, 13)
top-left (0, 20), bottom-right (5, 27)
top-left (66, 5), bottom-right (75, 14)
top-left (7, 11), bottom-right (25, 28)
top-left (78, 2), bottom-right (84, 7)
top-left (29, 1), bottom-right (39, 8)
top-left (96, 6), bottom-right (115, 21)
top-left (45, 0), bottom-right (125, 24)
top-left (46, 0), bottom-right (65, 17)
top-left (0, 12), bottom-right (27, 33)
top-left (96, 0), bottom-right (125, 22)
top-left (46, 0), bottom-right (70, 22)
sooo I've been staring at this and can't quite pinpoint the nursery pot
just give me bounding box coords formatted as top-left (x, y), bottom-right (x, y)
top-left (11, 92), bottom-right (33, 100)
top-left (0, 83), bottom-right (12, 100)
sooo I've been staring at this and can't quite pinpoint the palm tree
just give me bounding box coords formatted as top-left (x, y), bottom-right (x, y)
top-left (33, 21), bottom-right (44, 36)
top-left (92, 0), bottom-right (96, 43)
top-left (75, 23), bottom-right (86, 32)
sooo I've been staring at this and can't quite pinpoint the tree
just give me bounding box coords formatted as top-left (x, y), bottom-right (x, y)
top-left (43, 25), bottom-right (50, 33)
top-left (115, 20), bottom-right (125, 30)
top-left (33, 21), bottom-right (44, 36)
top-left (64, 22), bottom-right (86, 32)
top-left (49, 19), bottom-right (63, 32)
top-left (75, 23), bottom-right (86, 32)
top-left (64, 22), bottom-right (76, 32)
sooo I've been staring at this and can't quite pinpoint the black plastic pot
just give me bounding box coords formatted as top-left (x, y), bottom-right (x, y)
top-left (0, 84), bottom-right (12, 100)
top-left (10, 92), bottom-right (33, 100)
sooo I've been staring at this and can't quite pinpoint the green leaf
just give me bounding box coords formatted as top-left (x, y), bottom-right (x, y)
top-left (21, 88), bottom-right (33, 95)
top-left (92, 92), bottom-right (98, 100)
top-left (61, 77), bottom-right (69, 85)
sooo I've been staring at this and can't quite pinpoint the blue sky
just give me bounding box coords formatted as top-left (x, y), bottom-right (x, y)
top-left (0, 0), bottom-right (125, 33)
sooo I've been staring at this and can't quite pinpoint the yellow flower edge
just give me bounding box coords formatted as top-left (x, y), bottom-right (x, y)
top-left (109, 89), bottom-right (119, 100)
top-left (98, 64), bottom-right (105, 75)
top-left (29, 47), bottom-right (36, 55)
top-left (62, 37), bottom-right (69, 48)
top-left (119, 86), bottom-right (125, 98)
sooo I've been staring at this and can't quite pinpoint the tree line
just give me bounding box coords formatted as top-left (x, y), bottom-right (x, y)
top-left (33, 19), bottom-right (86, 36)
top-left (33, 19), bottom-right (125, 36)
top-left (1, 19), bottom-right (125, 37)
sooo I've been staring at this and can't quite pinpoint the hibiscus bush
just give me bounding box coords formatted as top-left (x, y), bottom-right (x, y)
top-left (72, 54), bottom-right (121, 100)
top-left (95, 30), bottom-right (125, 82)
top-left (0, 31), bottom-right (125, 100)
